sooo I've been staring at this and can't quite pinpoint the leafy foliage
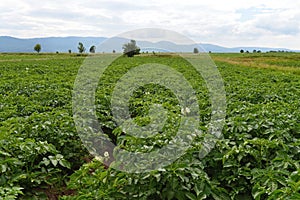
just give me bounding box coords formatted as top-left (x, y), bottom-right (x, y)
top-left (67, 55), bottom-right (299, 199)
top-left (77, 42), bottom-right (85, 53)
top-left (193, 48), bottom-right (199, 54)
top-left (0, 53), bottom-right (299, 199)
top-left (89, 45), bottom-right (96, 53)
top-left (122, 40), bottom-right (140, 57)
top-left (34, 44), bottom-right (41, 53)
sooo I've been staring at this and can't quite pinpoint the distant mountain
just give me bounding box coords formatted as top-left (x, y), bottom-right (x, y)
top-left (0, 36), bottom-right (298, 53)
top-left (0, 36), bottom-right (106, 53)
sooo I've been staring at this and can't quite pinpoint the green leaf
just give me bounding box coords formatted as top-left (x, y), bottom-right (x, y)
top-left (194, 184), bottom-right (201, 196)
top-left (0, 150), bottom-right (11, 156)
top-left (41, 157), bottom-right (50, 166)
top-left (49, 156), bottom-right (58, 166)
top-left (210, 188), bottom-right (230, 200)
top-left (59, 159), bottom-right (71, 169)
top-left (1, 164), bottom-right (7, 173)
top-left (252, 184), bottom-right (266, 200)
top-left (186, 192), bottom-right (197, 200)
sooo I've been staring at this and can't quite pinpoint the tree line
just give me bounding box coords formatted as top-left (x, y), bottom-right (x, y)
top-left (33, 43), bottom-right (98, 54)
top-left (33, 40), bottom-right (140, 56)
top-left (33, 40), bottom-right (140, 57)
top-left (33, 40), bottom-right (204, 56)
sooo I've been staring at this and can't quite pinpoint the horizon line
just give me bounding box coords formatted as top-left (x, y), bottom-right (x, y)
top-left (0, 35), bottom-right (299, 51)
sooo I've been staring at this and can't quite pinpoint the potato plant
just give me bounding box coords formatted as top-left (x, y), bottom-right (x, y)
top-left (0, 53), bottom-right (299, 199)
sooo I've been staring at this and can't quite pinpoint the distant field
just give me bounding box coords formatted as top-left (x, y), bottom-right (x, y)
top-left (212, 52), bottom-right (300, 74)
top-left (0, 53), bottom-right (299, 199)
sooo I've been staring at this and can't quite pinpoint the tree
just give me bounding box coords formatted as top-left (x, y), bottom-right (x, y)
top-left (193, 47), bottom-right (199, 54)
top-left (112, 50), bottom-right (116, 53)
top-left (253, 49), bottom-right (257, 53)
top-left (34, 44), bottom-right (41, 53)
top-left (89, 45), bottom-right (96, 53)
top-left (78, 42), bottom-right (85, 53)
top-left (240, 49), bottom-right (244, 53)
top-left (122, 40), bottom-right (140, 57)
top-left (68, 49), bottom-right (72, 54)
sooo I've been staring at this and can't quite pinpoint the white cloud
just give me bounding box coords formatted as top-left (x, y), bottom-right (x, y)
top-left (0, 0), bottom-right (299, 49)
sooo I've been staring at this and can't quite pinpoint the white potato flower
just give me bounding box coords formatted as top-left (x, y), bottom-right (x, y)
top-left (181, 107), bottom-right (191, 115)
top-left (94, 156), bottom-right (103, 161)
top-left (104, 151), bottom-right (109, 158)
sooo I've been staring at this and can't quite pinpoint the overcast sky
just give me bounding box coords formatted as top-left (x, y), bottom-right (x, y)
top-left (1, 0), bottom-right (300, 49)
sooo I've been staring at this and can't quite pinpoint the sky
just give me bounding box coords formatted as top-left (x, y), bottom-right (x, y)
top-left (1, 0), bottom-right (300, 49)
